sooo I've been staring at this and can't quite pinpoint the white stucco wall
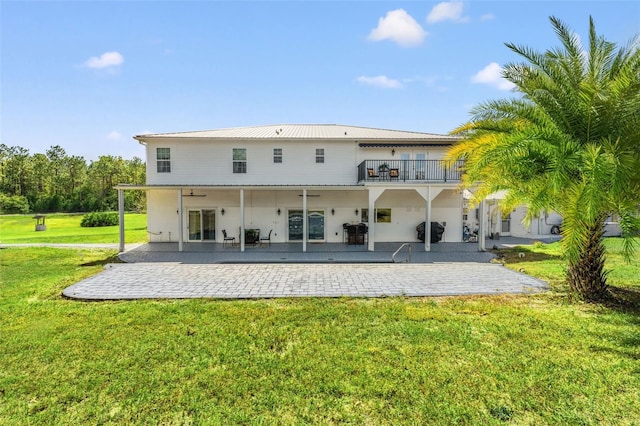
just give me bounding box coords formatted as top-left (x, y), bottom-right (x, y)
top-left (142, 137), bottom-right (464, 245)
top-left (145, 139), bottom-right (359, 186)
top-left (146, 190), bottom-right (179, 242)
top-left (509, 206), bottom-right (563, 237)
top-left (146, 187), bottom-right (464, 244)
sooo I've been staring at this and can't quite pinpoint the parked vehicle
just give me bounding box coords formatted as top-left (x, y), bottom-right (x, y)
top-left (416, 222), bottom-right (445, 243)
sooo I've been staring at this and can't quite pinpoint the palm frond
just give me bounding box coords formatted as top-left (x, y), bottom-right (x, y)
top-left (447, 16), bottom-right (640, 299)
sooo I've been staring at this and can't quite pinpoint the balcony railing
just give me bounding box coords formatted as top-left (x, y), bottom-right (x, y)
top-left (357, 160), bottom-right (464, 183)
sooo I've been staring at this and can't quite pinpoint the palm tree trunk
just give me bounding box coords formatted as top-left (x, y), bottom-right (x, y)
top-left (566, 221), bottom-right (609, 301)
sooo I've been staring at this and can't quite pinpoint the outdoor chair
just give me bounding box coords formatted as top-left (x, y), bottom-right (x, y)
top-left (260, 229), bottom-right (272, 247)
top-left (222, 229), bottom-right (235, 247)
top-left (367, 168), bottom-right (379, 180)
top-left (389, 168), bottom-right (399, 180)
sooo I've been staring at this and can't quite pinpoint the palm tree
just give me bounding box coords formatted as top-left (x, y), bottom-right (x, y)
top-left (446, 16), bottom-right (640, 301)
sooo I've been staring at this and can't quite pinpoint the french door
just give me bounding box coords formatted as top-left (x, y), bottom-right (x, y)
top-left (400, 152), bottom-right (428, 180)
top-left (188, 209), bottom-right (216, 241)
top-left (288, 210), bottom-right (325, 241)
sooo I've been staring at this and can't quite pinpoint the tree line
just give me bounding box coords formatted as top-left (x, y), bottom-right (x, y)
top-left (0, 144), bottom-right (146, 214)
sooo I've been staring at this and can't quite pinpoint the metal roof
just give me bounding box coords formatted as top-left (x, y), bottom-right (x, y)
top-left (358, 143), bottom-right (451, 148)
top-left (134, 124), bottom-right (459, 142)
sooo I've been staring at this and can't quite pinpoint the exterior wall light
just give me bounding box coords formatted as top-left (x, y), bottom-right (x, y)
top-left (355, 209), bottom-right (359, 216)
top-left (277, 208), bottom-right (281, 216)
top-left (331, 208), bottom-right (335, 215)
top-left (221, 208), bottom-right (225, 215)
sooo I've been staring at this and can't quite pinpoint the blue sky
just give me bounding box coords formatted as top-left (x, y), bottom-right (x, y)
top-left (2, 1), bottom-right (638, 161)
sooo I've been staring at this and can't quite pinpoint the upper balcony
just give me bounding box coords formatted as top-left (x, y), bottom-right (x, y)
top-left (357, 160), bottom-right (464, 184)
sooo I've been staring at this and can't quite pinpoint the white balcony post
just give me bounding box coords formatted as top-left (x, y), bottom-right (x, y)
top-left (478, 199), bottom-right (486, 251)
top-left (240, 189), bottom-right (245, 252)
top-left (302, 189), bottom-right (307, 253)
top-left (177, 188), bottom-right (183, 252)
top-left (425, 186), bottom-right (431, 252)
top-left (367, 195), bottom-right (375, 251)
top-left (118, 188), bottom-right (125, 253)
top-left (367, 188), bottom-right (385, 251)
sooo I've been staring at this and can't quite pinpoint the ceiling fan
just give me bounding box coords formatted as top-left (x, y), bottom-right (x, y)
top-left (182, 189), bottom-right (206, 197)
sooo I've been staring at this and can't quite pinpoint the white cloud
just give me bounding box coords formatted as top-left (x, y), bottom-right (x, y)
top-left (84, 51), bottom-right (124, 69)
top-left (471, 62), bottom-right (516, 91)
top-left (427, 2), bottom-right (469, 24)
top-left (368, 9), bottom-right (427, 48)
top-left (107, 131), bottom-right (122, 140)
top-left (480, 13), bottom-right (495, 22)
top-left (357, 75), bottom-right (404, 89)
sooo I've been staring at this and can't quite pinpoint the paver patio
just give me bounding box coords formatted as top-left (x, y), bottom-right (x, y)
top-left (62, 262), bottom-right (547, 300)
top-left (62, 238), bottom-right (552, 300)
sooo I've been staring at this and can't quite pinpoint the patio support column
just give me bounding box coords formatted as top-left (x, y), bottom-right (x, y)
top-left (367, 188), bottom-right (385, 251)
top-left (118, 188), bottom-right (125, 253)
top-left (425, 186), bottom-right (431, 252)
top-left (177, 188), bottom-right (184, 252)
top-left (240, 189), bottom-right (245, 252)
top-left (302, 189), bottom-right (307, 253)
top-left (478, 199), bottom-right (486, 251)
top-left (415, 187), bottom-right (443, 252)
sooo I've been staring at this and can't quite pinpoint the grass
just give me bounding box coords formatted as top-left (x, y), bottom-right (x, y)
top-left (1, 245), bottom-right (639, 424)
top-left (0, 213), bottom-right (148, 244)
top-left (497, 238), bottom-right (640, 295)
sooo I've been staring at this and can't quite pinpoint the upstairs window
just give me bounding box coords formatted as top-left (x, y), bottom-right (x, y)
top-left (156, 148), bottom-right (171, 173)
top-left (233, 148), bottom-right (247, 173)
top-left (315, 148), bottom-right (325, 164)
top-left (273, 148), bottom-right (282, 163)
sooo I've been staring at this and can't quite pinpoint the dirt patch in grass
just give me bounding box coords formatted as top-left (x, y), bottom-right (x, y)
top-left (604, 287), bottom-right (640, 314)
top-left (80, 253), bottom-right (124, 267)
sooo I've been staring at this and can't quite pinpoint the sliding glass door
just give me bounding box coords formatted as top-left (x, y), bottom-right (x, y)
top-left (288, 210), bottom-right (325, 241)
top-left (188, 209), bottom-right (216, 242)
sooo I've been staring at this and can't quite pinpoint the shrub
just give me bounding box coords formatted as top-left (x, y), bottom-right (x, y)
top-left (0, 194), bottom-right (30, 214)
top-left (80, 212), bottom-right (119, 227)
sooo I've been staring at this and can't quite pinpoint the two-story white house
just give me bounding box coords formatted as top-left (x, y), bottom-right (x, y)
top-left (116, 124), bottom-right (476, 253)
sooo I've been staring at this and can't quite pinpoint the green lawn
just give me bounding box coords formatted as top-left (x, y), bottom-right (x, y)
top-left (0, 213), bottom-right (148, 244)
top-left (1, 245), bottom-right (639, 424)
top-left (500, 238), bottom-right (640, 292)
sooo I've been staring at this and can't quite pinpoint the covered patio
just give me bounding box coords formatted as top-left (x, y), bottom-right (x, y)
top-left (117, 237), bottom-right (552, 264)
top-left (116, 184), bottom-right (481, 254)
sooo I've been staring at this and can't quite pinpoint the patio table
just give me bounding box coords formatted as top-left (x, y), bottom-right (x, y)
top-left (245, 229), bottom-right (260, 245)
